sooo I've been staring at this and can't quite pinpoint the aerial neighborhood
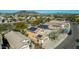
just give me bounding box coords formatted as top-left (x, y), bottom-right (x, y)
top-left (0, 10), bottom-right (79, 49)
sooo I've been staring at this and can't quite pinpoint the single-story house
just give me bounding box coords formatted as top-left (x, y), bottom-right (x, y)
top-left (4, 31), bottom-right (31, 49)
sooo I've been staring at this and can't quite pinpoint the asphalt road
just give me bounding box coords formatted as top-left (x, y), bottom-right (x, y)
top-left (67, 22), bottom-right (79, 49)
top-left (56, 22), bottom-right (79, 49)
top-left (72, 22), bottom-right (79, 39)
top-left (71, 22), bottom-right (79, 48)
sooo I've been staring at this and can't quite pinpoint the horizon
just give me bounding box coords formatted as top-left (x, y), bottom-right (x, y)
top-left (0, 10), bottom-right (79, 14)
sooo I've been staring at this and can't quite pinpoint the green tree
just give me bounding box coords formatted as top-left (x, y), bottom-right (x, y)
top-left (0, 24), bottom-right (13, 33)
top-left (48, 30), bottom-right (60, 40)
top-left (45, 18), bottom-right (51, 22)
top-left (15, 22), bottom-right (27, 31)
top-left (27, 19), bottom-right (41, 26)
top-left (18, 17), bottom-right (24, 21)
top-left (75, 16), bottom-right (79, 23)
top-left (63, 14), bottom-right (76, 22)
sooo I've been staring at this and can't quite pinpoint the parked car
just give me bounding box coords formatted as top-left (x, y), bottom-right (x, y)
top-left (68, 29), bottom-right (72, 35)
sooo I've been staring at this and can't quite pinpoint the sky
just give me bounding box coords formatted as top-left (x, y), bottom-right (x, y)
top-left (0, 10), bottom-right (79, 14)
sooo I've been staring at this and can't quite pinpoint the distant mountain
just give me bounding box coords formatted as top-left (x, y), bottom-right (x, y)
top-left (15, 10), bottom-right (39, 14)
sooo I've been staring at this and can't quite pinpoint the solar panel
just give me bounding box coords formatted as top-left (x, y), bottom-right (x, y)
top-left (38, 25), bottom-right (49, 29)
top-left (28, 27), bottom-right (37, 32)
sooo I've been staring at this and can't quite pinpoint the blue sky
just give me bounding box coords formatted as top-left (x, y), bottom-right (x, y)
top-left (0, 10), bottom-right (79, 14)
top-left (35, 10), bottom-right (79, 14)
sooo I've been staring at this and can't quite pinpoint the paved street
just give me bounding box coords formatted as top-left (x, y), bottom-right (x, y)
top-left (71, 22), bottom-right (79, 39)
top-left (60, 22), bottom-right (79, 49)
top-left (53, 22), bottom-right (79, 49)
top-left (70, 22), bottom-right (79, 48)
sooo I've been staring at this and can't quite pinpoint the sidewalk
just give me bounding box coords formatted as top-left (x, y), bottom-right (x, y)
top-left (47, 33), bottom-right (68, 49)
